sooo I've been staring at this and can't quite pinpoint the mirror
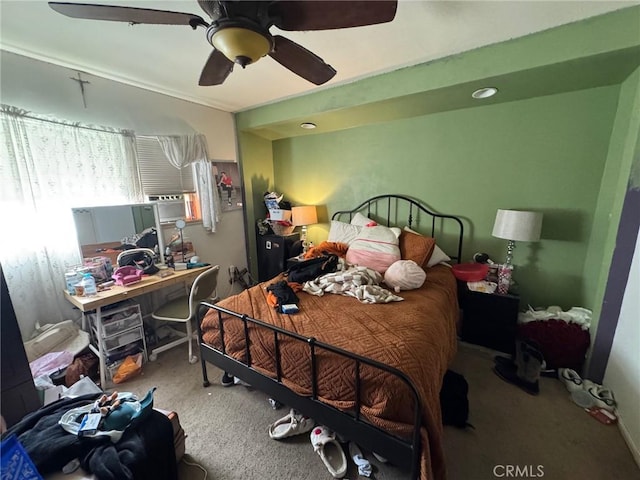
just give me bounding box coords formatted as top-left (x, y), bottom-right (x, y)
top-left (72, 203), bottom-right (165, 267)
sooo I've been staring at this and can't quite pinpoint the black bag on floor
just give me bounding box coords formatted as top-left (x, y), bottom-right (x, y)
top-left (440, 370), bottom-right (473, 429)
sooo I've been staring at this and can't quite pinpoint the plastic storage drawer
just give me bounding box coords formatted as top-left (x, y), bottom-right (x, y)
top-left (104, 329), bottom-right (143, 351)
top-left (89, 302), bottom-right (141, 337)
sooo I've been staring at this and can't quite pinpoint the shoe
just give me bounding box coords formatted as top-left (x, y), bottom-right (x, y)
top-left (220, 372), bottom-right (234, 387)
top-left (349, 442), bottom-right (372, 478)
top-left (493, 339), bottom-right (543, 395)
top-left (233, 376), bottom-right (251, 387)
top-left (558, 368), bottom-right (583, 392)
top-left (268, 409), bottom-right (315, 440)
top-left (496, 354), bottom-right (551, 373)
top-left (310, 426), bottom-right (348, 479)
top-left (585, 384), bottom-right (617, 412)
top-left (494, 362), bottom-right (539, 395)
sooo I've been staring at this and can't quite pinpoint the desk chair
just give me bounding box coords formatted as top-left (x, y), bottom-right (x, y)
top-left (150, 265), bottom-right (220, 364)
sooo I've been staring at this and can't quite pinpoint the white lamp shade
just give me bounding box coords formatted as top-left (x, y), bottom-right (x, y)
top-left (292, 205), bottom-right (318, 226)
top-left (492, 209), bottom-right (543, 242)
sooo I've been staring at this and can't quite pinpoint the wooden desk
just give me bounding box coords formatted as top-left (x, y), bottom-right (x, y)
top-left (64, 266), bottom-right (211, 387)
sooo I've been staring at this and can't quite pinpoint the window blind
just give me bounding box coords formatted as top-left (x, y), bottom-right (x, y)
top-left (136, 136), bottom-right (195, 195)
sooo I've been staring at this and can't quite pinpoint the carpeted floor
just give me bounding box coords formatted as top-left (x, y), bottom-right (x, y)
top-left (122, 341), bottom-right (639, 480)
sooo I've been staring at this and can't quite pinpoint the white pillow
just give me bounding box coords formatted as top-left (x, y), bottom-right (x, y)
top-left (427, 245), bottom-right (452, 267)
top-left (350, 212), bottom-right (375, 227)
top-left (403, 226), bottom-right (451, 267)
top-left (384, 260), bottom-right (427, 292)
top-left (328, 221), bottom-right (362, 245)
top-left (346, 225), bottom-right (401, 273)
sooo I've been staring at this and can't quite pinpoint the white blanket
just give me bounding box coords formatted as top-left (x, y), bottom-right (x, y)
top-left (302, 265), bottom-right (403, 304)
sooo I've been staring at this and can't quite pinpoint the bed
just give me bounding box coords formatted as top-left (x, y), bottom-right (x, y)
top-left (196, 194), bottom-right (464, 480)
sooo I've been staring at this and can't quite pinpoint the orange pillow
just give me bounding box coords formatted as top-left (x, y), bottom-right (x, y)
top-left (399, 230), bottom-right (436, 269)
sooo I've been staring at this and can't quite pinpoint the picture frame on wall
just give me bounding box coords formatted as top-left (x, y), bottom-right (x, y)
top-left (212, 160), bottom-right (243, 212)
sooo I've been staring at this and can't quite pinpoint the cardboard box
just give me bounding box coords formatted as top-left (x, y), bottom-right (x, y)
top-left (269, 209), bottom-right (292, 221)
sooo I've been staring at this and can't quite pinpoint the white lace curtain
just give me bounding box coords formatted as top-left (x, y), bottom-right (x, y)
top-left (155, 134), bottom-right (220, 232)
top-left (0, 105), bottom-right (143, 339)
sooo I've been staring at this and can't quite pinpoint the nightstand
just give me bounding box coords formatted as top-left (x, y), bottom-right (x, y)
top-left (458, 282), bottom-right (520, 354)
top-left (256, 233), bottom-right (300, 282)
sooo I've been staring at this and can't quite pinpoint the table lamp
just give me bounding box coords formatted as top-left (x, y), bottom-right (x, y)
top-left (492, 209), bottom-right (543, 294)
top-left (292, 205), bottom-right (318, 253)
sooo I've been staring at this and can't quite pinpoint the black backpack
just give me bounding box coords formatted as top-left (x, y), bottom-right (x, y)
top-left (286, 254), bottom-right (339, 283)
top-left (440, 370), bottom-right (474, 429)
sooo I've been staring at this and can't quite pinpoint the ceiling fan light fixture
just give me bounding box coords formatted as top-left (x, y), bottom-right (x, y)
top-left (472, 87), bottom-right (498, 99)
top-left (211, 27), bottom-right (272, 67)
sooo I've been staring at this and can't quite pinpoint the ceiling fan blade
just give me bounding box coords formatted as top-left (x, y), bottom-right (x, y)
top-left (269, 35), bottom-right (336, 85)
top-left (271, 1), bottom-right (397, 31)
top-left (199, 49), bottom-right (234, 86)
top-left (48, 2), bottom-right (208, 28)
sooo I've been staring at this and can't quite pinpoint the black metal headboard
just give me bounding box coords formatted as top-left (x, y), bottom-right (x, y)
top-left (331, 194), bottom-right (464, 264)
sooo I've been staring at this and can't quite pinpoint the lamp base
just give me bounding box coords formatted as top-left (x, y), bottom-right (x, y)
top-left (301, 226), bottom-right (309, 253)
top-left (497, 264), bottom-right (513, 295)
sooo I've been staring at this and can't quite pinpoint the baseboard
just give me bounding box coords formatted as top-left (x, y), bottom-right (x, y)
top-left (617, 413), bottom-right (640, 469)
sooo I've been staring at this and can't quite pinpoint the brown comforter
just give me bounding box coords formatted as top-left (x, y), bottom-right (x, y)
top-left (200, 265), bottom-right (458, 480)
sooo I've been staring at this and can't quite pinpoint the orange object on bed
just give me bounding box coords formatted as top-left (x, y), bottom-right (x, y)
top-left (200, 264), bottom-right (458, 480)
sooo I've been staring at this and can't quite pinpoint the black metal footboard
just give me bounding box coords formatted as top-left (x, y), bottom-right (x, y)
top-left (196, 302), bottom-right (424, 480)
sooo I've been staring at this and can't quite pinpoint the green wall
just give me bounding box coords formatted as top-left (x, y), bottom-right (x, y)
top-left (271, 86), bottom-right (619, 309)
top-left (236, 6), bottom-right (640, 335)
top-left (237, 131), bottom-right (275, 273)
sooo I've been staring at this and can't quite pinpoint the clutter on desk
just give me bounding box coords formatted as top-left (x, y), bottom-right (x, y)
top-left (117, 247), bottom-right (159, 275)
top-left (65, 257), bottom-right (111, 296)
top-left (112, 265), bottom-right (144, 286)
top-left (187, 261), bottom-right (210, 269)
top-left (76, 273), bottom-right (97, 296)
top-left (166, 229), bottom-right (196, 262)
top-left (83, 256), bottom-right (114, 282)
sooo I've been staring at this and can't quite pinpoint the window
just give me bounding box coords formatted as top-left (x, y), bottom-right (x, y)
top-left (136, 136), bottom-right (201, 222)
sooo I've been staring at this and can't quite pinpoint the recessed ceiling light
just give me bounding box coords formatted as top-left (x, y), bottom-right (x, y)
top-left (300, 122), bottom-right (317, 129)
top-left (472, 87), bottom-right (498, 99)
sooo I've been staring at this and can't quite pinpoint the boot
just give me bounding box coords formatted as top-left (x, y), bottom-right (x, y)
top-left (493, 338), bottom-right (544, 395)
top-left (493, 340), bottom-right (554, 376)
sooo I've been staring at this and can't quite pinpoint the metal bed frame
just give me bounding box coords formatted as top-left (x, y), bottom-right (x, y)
top-left (196, 194), bottom-right (464, 479)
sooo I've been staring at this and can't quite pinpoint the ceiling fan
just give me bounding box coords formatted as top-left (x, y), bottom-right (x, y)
top-left (48, 1), bottom-right (398, 86)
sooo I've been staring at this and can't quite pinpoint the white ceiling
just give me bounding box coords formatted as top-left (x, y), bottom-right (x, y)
top-left (1, 1), bottom-right (637, 113)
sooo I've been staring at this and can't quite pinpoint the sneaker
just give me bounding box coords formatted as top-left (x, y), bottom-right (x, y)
top-left (233, 376), bottom-right (251, 387)
top-left (268, 409), bottom-right (315, 440)
top-left (585, 384), bottom-right (617, 412)
top-left (221, 372), bottom-right (235, 387)
top-left (558, 368), bottom-right (583, 392)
